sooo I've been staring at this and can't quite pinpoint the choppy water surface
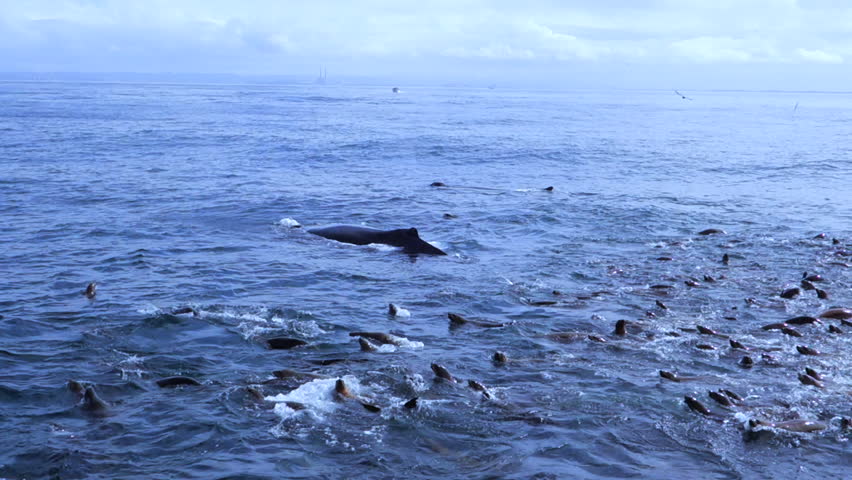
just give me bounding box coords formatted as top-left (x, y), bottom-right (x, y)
top-left (1, 81), bottom-right (851, 479)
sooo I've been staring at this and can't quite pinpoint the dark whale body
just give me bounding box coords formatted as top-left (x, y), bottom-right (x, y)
top-left (308, 225), bottom-right (446, 255)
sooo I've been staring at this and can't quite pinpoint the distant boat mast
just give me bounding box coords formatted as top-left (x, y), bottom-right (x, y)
top-left (315, 67), bottom-right (327, 85)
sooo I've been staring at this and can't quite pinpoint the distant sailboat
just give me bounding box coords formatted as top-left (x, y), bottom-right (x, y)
top-left (315, 67), bottom-right (327, 85)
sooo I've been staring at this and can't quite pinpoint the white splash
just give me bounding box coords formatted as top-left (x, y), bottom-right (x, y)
top-left (277, 217), bottom-right (301, 228)
top-left (366, 243), bottom-right (399, 252)
top-left (389, 304), bottom-right (411, 318)
top-left (136, 304), bottom-right (161, 315)
top-left (266, 376), bottom-right (365, 421)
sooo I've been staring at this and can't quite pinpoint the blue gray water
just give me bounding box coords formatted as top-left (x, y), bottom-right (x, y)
top-left (1, 81), bottom-right (850, 479)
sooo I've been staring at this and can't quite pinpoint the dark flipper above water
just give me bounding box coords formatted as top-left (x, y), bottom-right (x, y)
top-left (308, 225), bottom-right (446, 255)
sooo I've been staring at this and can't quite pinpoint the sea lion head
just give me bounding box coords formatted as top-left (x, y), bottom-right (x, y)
top-left (335, 378), bottom-right (353, 398)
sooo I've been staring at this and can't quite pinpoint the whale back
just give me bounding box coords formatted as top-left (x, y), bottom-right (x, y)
top-left (308, 225), bottom-right (446, 255)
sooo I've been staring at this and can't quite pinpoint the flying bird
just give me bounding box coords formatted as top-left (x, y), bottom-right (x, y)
top-left (674, 90), bottom-right (693, 100)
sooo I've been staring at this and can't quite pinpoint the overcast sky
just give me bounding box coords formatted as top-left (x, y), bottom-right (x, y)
top-left (1, 0), bottom-right (851, 89)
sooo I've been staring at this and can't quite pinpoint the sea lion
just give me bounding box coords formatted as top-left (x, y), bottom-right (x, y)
top-left (684, 279), bottom-right (700, 287)
top-left (796, 345), bottom-right (820, 356)
top-left (698, 229), bottom-right (725, 235)
top-left (68, 380), bottom-right (86, 395)
top-left (695, 344), bottom-right (716, 350)
top-left (656, 300), bottom-right (668, 310)
top-left (761, 353), bottom-right (780, 365)
top-left (447, 313), bottom-right (506, 328)
top-left (780, 327), bottom-right (802, 337)
top-left (266, 337), bottom-right (307, 350)
top-left (156, 376), bottom-right (201, 388)
top-left (492, 351), bottom-right (507, 364)
top-left (739, 356), bottom-right (754, 368)
top-left (333, 379), bottom-right (378, 412)
top-left (762, 322), bottom-right (788, 331)
top-left (803, 273), bottom-right (823, 282)
top-left (721, 389), bottom-right (743, 403)
top-left (349, 332), bottom-right (404, 346)
top-left (272, 369), bottom-right (325, 381)
top-left (816, 289), bottom-right (828, 299)
top-left (614, 320), bottom-right (627, 336)
top-left (245, 386), bottom-right (267, 402)
top-left (805, 367), bottom-right (822, 381)
top-left (430, 182), bottom-right (446, 187)
top-left (587, 334), bottom-right (607, 343)
top-left (334, 378), bottom-right (354, 399)
top-left (801, 280), bottom-right (816, 291)
top-left (703, 275), bottom-right (717, 283)
top-left (388, 303), bottom-right (411, 317)
top-left (828, 324), bottom-right (843, 334)
top-left (798, 373), bottom-right (824, 389)
top-left (442, 213), bottom-right (457, 219)
top-left (84, 282), bottom-right (97, 299)
top-left (819, 308), bottom-right (852, 320)
top-left (404, 397), bottom-right (418, 409)
top-left (749, 419), bottom-right (827, 433)
top-left (358, 337), bottom-right (378, 352)
top-left (722, 253), bottom-right (730, 265)
top-left (660, 371), bottom-right (699, 382)
top-left (786, 316), bottom-right (820, 325)
top-left (308, 225), bottom-right (446, 255)
top-left (431, 363), bottom-right (456, 382)
top-left (467, 380), bottom-right (491, 399)
top-left (82, 387), bottom-right (108, 413)
top-left (779, 288), bottom-right (800, 299)
top-left (729, 339), bottom-right (748, 350)
top-left (684, 396), bottom-right (712, 415)
top-left (697, 325), bottom-right (721, 336)
top-left (283, 401), bottom-right (308, 411)
top-left (708, 390), bottom-right (733, 407)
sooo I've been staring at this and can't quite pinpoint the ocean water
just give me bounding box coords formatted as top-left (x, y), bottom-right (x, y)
top-left (1, 81), bottom-right (850, 479)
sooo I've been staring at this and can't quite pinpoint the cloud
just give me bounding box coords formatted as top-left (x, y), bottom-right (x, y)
top-left (795, 48), bottom-right (843, 64)
top-left (0, 0), bottom-right (851, 89)
top-left (669, 36), bottom-right (781, 63)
